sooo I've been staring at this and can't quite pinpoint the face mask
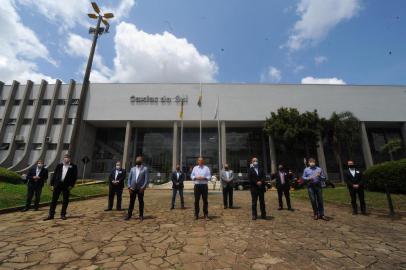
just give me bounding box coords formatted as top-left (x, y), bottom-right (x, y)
top-left (116, 166), bottom-right (121, 170)
top-left (253, 162), bottom-right (258, 167)
top-left (176, 167), bottom-right (180, 171)
top-left (309, 163), bottom-right (316, 167)
top-left (278, 167), bottom-right (283, 171)
top-left (63, 158), bottom-right (69, 164)
top-left (348, 165), bottom-right (355, 169)
top-left (224, 167), bottom-right (229, 170)
top-left (136, 161), bottom-right (142, 166)
top-left (37, 164), bottom-right (43, 168)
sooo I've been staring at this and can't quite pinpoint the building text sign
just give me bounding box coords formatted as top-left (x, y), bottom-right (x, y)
top-left (130, 95), bottom-right (188, 105)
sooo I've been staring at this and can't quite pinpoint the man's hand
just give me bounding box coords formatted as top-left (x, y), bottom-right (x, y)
top-left (140, 188), bottom-right (145, 193)
top-left (176, 183), bottom-right (179, 186)
top-left (50, 186), bottom-right (54, 191)
top-left (257, 181), bottom-right (262, 186)
top-left (128, 187), bottom-right (133, 194)
top-left (353, 184), bottom-right (359, 189)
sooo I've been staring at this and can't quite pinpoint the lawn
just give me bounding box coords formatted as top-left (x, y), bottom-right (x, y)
top-left (291, 186), bottom-right (406, 212)
top-left (0, 182), bottom-right (109, 210)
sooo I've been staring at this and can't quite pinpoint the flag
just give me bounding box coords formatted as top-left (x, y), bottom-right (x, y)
top-left (179, 99), bottom-right (184, 119)
top-left (197, 84), bottom-right (202, 107)
top-left (214, 97), bottom-right (219, 120)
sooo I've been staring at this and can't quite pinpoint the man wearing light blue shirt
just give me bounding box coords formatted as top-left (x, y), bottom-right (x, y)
top-left (302, 157), bottom-right (327, 220)
top-left (125, 156), bottom-right (149, 221)
top-left (191, 157), bottom-right (211, 220)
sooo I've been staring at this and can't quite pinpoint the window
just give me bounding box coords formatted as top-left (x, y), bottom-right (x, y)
top-left (13, 100), bottom-right (21, 105)
top-left (0, 100), bottom-right (6, 106)
top-left (16, 143), bottom-right (26, 150)
top-left (37, 118), bottom-right (47, 125)
top-left (7, 119), bottom-right (16, 126)
top-left (0, 143), bottom-right (10, 150)
top-left (63, 143), bottom-right (70, 150)
top-left (42, 99), bottom-right (51, 105)
top-left (68, 118), bottom-right (75, 125)
top-left (27, 100), bottom-right (34, 106)
top-left (47, 143), bottom-right (57, 150)
top-left (57, 99), bottom-right (66, 105)
top-left (22, 119), bottom-right (31, 125)
top-left (53, 118), bottom-right (62, 125)
top-left (32, 143), bottom-right (42, 150)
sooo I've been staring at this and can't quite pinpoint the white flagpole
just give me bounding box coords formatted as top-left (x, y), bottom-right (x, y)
top-left (180, 115), bottom-right (183, 170)
top-left (216, 96), bottom-right (221, 176)
top-left (199, 83), bottom-right (202, 157)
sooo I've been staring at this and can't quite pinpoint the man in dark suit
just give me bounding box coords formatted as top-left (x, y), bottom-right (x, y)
top-left (125, 156), bottom-right (149, 221)
top-left (44, 154), bottom-right (78, 220)
top-left (273, 164), bottom-right (293, 211)
top-left (344, 160), bottom-right (366, 215)
top-left (220, 164), bottom-right (234, 209)
top-left (248, 157), bottom-right (267, 220)
top-left (22, 160), bottom-right (48, 211)
top-left (170, 164), bottom-right (185, 209)
top-left (105, 161), bottom-right (126, 211)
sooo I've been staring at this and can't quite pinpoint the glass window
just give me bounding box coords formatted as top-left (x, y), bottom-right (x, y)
top-left (7, 119), bottom-right (16, 126)
top-left (13, 100), bottom-right (21, 105)
top-left (23, 119), bottom-right (31, 125)
top-left (32, 143), bottom-right (42, 150)
top-left (16, 143), bottom-right (25, 150)
top-left (27, 100), bottom-right (34, 106)
top-left (42, 99), bottom-right (51, 105)
top-left (53, 118), bottom-right (62, 125)
top-left (92, 128), bottom-right (125, 173)
top-left (37, 118), bottom-right (47, 125)
top-left (47, 143), bottom-right (57, 150)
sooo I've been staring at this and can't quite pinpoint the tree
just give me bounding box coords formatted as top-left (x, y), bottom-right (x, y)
top-left (264, 107), bottom-right (322, 171)
top-left (380, 138), bottom-right (403, 161)
top-left (322, 111), bottom-right (360, 182)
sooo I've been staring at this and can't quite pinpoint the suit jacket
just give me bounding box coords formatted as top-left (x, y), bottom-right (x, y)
top-left (220, 170), bottom-right (234, 186)
top-left (248, 166), bottom-right (266, 192)
top-left (344, 169), bottom-right (364, 189)
top-left (26, 166), bottom-right (48, 187)
top-left (171, 171), bottom-right (185, 189)
top-left (273, 170), bottom-right (292, 189)
top-left (127, 165), bottom-right (149, 191)
top-left (109, 168), bottom-right (126, 189)
top-left (51, 163), bottom-right (78, 189)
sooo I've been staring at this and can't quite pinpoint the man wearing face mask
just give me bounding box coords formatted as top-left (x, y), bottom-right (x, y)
top-left (344, 160), bottom-right (366, 215)
top-left (248, 157), bottom-right (267, 220)
top-left (171, 164), bottom-right (185, 210)
top-left (273, 164), bottom-right (293, 211)
top-left (220, 164), bottom-right (234, 209)
top-left (302, 158), bottom-right (327, 220)
top-left (125, 156), bottom-right (149, 221)
top-left (22, 160), bottom-right (48, 212)
top-left (44, 154), bottom-right (78, 220)
top-left (191, 157), bottom-right (211, 220)
top-left (105, 161), bottom-right (126, 211)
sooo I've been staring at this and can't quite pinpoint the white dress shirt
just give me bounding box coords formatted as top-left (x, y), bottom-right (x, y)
top-left (191, 165), bottom-right (211, 185)
top-left (280, 172), bottom-right (285, 185)
top-left (61, 164), bottom-right (69, 181)
top-left (135, 166), bottom-right (141, 180)
top-left (349, 168), bottom-right (356, 177)
top-left (115, 170), bottom-right (119, 181)
top-left (36, 167), bottom-right (41, 177)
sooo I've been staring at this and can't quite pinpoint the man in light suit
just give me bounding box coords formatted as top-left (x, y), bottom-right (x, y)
top-left (105, 161), bottom-right (126, 211)
top-left (44, 154), bottom-right (77, 221)
top-left (125, 156), bottom-right (149, 221)
top-left (220, 164), bottom-right (234, 209)
top-left (22, 160), bottom-right (48, 211)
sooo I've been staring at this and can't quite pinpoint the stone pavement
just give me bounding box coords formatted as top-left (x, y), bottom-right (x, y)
top-left (0, 190), bottom-right (405, 270)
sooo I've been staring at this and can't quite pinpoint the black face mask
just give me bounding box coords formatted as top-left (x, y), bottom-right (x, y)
top-left (224, 167), bottom-right (229, 170)
top-left (136, 161), bottom-right (142, 166)
top-left (176, 168), bottom-right (180, 171)
top-left (348, 165), bottom-right (355, 169)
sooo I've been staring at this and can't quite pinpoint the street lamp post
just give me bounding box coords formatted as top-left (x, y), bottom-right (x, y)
top-left (69, 2), bottom-right (114, 167)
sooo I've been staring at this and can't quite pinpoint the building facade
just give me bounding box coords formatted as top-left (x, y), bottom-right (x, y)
top-left (0, 80), bottom-right (405, 180)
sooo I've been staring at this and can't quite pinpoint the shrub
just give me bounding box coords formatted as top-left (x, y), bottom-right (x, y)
top-left (0, 167), bottom-right (23, 184)
top-left (364, 159), bottom-right (406, 194)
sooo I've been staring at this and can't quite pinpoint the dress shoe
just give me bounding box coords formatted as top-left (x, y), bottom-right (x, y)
top-left (252, 216), bottom-right (257, 220)
top-left (314, 215), bottom-right (319, 220)
top-left (124, 216), bottom-right (131, 221)
top-left (320, 216), bottom-right (328, 221)
top-left (204, 215), bottom-right (210, 220)
top-left (61, 216), bottom-right (67, 220)
top-left (21, 208), bottom-right (29, 212)
top-left (261, 215), bottom-right (267, 219)
top-left (277, 207), bottom-right (283, 211)
top-left (43, 216), bottom-right (54, 221)
top-left (104, 209), bottom-right (112, 211)
top-left (288, 208), bottom-right (294, 211)
top-left (139, 216), bottom-right (144, 221)
top-left (170, 206), bottom-right (174, 210)
top-left (224, 206), bottom-right (228, 209)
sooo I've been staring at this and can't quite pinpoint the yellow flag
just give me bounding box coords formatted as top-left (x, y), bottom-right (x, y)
top-left (179, 99), bottom-right (184, 119)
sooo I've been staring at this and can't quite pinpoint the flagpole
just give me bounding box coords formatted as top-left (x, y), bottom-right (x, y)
top-left (199, 83), bottom-right (202, 157)
top-left (217, 96), bottom-right (221, 175)
top-left (180, 115), bottom-right (183, 170)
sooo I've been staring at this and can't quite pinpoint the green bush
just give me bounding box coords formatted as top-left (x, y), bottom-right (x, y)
top-left (364, 159), bottom-right (406, 194)
top-left (0, 167), bottom-right (23, 184)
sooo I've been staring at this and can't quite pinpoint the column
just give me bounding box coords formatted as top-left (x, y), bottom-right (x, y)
top-left (122, 121), bottom-right (132, 170)
top-left (360, 122), bottom-right (374, 168)
top-left (172, 121), bottom-right (178, 171)
top-left (401, 122), bottom-right (406, 149)
top-left (316, 135), bottom-right (328, 178)
top-left (221, 121), bottom-right (226, 166)
top-left (268, 135), bottom-right (277, 174)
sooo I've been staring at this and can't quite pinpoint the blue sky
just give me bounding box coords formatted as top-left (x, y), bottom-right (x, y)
top-left (1, 0), bottom-right (406, 85)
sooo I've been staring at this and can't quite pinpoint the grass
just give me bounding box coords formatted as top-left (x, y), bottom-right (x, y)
top-left (291, 186), bottom-right (406, 211)
top-left (0, 182), bottom-right (109, 210)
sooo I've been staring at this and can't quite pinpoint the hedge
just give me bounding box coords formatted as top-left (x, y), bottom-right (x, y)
top-left (0, 167), bottom-right (23, 184)
top-left (364, 159), bottom-right (406, 194)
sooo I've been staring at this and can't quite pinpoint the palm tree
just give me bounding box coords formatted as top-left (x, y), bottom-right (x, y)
top-left (322, 111), bottom-right (360, 182)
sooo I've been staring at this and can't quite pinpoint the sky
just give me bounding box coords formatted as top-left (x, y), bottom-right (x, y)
top-left (1, 0), bottom-right (406, 85)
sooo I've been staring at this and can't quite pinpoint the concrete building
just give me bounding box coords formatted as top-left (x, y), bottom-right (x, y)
top-left (0, 80), bottom-right (405, 180)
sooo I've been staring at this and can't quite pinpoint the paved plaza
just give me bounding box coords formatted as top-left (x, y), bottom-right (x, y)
top-left (0, 190), bottom-right (405, 270)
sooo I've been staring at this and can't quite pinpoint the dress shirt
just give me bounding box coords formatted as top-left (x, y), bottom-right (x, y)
top-left (191, 165), bottom-right (211, 185)
top-left (61, 164), bottom-right (69, 181)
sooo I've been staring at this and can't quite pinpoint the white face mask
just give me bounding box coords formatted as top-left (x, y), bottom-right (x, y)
top-left (63, 158), bottom-right (70, 164)
top-left (116, 166), bottom-right (121, 170)
top-left (37, 164), bottom-right (43, 168)
top-left (253, 161), bottom-right (258, 166)
top-left (309, 163), bottom-right (316, 167)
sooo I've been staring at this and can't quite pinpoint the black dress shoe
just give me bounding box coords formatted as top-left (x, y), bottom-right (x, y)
top-left (352, 212), bottom-right (358, 215)
top-left (288, 208), bottom-right (294, 211)
top-left (170, 206), bottom-right (174, 210)
top-left (252, 216), bottom-right (257, 220)
top-left (277, 207), bottom-right (283, 211)
top-left (61, 216), bottom-right (67, 220)
top-left (104, 209), bottom-right (112, 211)
top-left (124, 216), bottom-right (131, 221)
top-left (21, 208), bottom-right (29, 212)
top-left (224, 206), bottom-right (228, 209)
top-left (204, 215), bottom-right (210, 220)
top-left (261, 215), bottom-right (267, 219)
top-left (181, 206), bottom-right (186, 210)
top-left (43, 216), bottom-right (54, 221)
top-left (139, 216), bottom-right (144, 221)
top-left (116, 208), bottom-right (123, 211)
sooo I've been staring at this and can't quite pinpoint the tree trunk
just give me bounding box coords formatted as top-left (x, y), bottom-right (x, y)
top-left (335, 152), bottom-right (344, 183)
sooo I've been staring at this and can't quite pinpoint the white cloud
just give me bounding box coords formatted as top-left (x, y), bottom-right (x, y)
top-left (17, 0), bottom-right (135, 30)
top-left (261, 66), bottom-right (282, 83)
top-left (287, 0), bottom-right (361, 50)
top-left (315, 56), bottom-right (328, 65)
top-left (0, 0), bottom-right (56, 83)
top-left (301, 76), bottom-right (346, 85)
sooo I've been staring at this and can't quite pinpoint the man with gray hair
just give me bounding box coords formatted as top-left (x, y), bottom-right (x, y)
top-left (191, 157), bottom-right (211, 220)
top-left (220, 163), bottom-right (234, 209)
